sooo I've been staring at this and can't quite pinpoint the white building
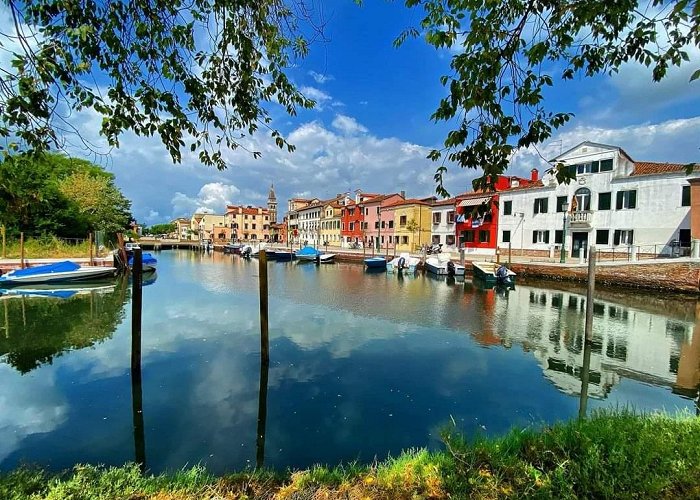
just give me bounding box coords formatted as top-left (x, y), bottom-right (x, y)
top-left (430, 198), bottom-right (458, 251)
top-left (297, 198), bottom-right (322, 245)
top-left (498, 141), bottom-right (696, 258)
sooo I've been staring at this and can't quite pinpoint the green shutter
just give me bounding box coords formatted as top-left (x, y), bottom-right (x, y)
top-left (544, 231), bottom-right (550, 244)
top-left (629, 190), bottom-right (637, 209)
top-left (532, 231), bottom-right (537, 244)
top-left (616, 192), bottom-right (623, 209)
top-left (614, 230), bottom-right (621, 245)
top-left (534, 199), bottom-right (539, 214)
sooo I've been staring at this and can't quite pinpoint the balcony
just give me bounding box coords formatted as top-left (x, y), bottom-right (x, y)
top-left (568, 210), bottom-right (592, 227)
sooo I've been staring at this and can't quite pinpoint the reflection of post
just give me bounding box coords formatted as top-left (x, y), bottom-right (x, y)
top-left (259, 250), bottom-right (269, 364)
top-left (3, 299), bottom-right (8, 339)
top-left (256, 346), bottom-right (269, 469)
top-left (579, 337), bottom-right (592, 419)
top-left (131, 248), bottom-right (146, 472)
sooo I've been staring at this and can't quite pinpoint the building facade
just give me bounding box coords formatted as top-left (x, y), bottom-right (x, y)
top-left (286, 198), bottom-right (312, 246)
top-left (388, 199), bottom-right (432, 252)
top-left (320, 201), bottom-right (343, 246)
top-left (340, 192), bottom-right (376, 247)
top-left (430, 198), bottom-right (457, 252)
top-left (226, 205), bottom-right (271, 241)
top-left (362, 193), bottom-right (405, 251)
top-left (498, 142), bottom-right (696, 259)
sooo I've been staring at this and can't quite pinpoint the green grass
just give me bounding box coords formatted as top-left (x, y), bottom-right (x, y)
top-left (1, 236), bottom-right (97, 260)
top-left (2, 410), bottom-right (700, 499)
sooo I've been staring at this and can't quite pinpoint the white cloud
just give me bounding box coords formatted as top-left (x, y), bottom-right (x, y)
top-left (300, 85), bottom-right (332, 108)
top-left (171, 182), bottom-right (240, 216)
top-left (507, 116), bottom-right (700, 179)
top-left (308, 70), bottom-right (334, 84)
top-left (331, 114), bottom-right (368, 135)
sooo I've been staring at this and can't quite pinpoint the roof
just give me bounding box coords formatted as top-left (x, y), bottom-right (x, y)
top-left (549, 141), bottom-right (634, 163)
top-left (503, 179), bottom-right (545, 192)
top-left (362, 193), bottom-right (405, 205)
top-left (630, 161), bottom-right (697, 177)
top-left (383, 198), bottom-right (432, 208)
top-left (432, 197), bottom-right (457, 207)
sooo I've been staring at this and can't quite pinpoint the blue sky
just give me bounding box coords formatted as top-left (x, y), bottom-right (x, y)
top-left (4, 2), bottom-right (699, 224)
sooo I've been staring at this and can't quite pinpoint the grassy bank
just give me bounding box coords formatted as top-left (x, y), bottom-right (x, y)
top-left (1, 237), bottom-right (95, 260)
top-left (2, 411), bottom-right (699, 499)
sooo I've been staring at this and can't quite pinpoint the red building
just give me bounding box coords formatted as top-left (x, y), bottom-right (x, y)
top-left (340, 192), bottom-right (377, 247)
top-left (455, 172), bottom-right (538, 252)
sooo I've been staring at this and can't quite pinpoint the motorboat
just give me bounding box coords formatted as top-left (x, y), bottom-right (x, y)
top-left (274, 250), bottom-right (295, 262)
top-left (472, 261), bottom-right (517, 286)
top-left (223, 242), bottom-right (241, 254)
top-left (364, 257), bottom-right (387, 270)
top-left (250, 243), bottom-right (267, 257)
top-left (0, 261), bottom-right (117, 286)
top-left (295, 246), bottom-right (335, 263)
top-left (127, 252), bottom-right (158, 272)
top-left (425, 256), bottom-right (465, 276)
top-left (387, 253), bottom-right (420, 274)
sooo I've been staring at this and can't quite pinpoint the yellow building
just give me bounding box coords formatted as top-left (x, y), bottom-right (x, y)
top-left (226, 205), bottom-right (272, 241)
top-left (389, 199), bottom-right (432, 252)
top-left (320, 201), bottom-right (343, 246)
top-left (198, 214), bottom-right (228, 242)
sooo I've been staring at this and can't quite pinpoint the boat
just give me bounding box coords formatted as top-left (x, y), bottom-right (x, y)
top-left (296, 245), bottom-right (321, 261)
top-left (0, 282), bottom-right (116, 299)
top-left (319, 253), bottom-right (335, 263)
top-left (425, 256), bottom-right (465, 276)
top-left (250, 243), bottom-right (267, 257)
top-left (387, 253), bottom-right (420, 274)
top-left (274, 250), bottom-right (295, 262)
top-left (125, 242), bottom-right (140, 251)
top-left (223, 242), bottom-right (241, 254)
top-left (472, 261), bottom-right (517, 286)
top-left (127, 252), bottom-right (158, 272)
top-left (364, 257), bottom-right (387, 270)
top-left (0, 261), bottom-right (117, 286)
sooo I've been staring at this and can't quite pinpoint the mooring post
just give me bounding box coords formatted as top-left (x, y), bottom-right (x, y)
top-left (1, 224), bottom-right (5, 259)
top-left (88, 232), bottom-right (94, 265)
top-left (19, 232), bottom-right (24, 269)
top-left (259, 250), bottom-right (269, 365)
top-left (130, 247), bottom-right (146, 472)
top-left (584, 245), bottom-right (596, 342)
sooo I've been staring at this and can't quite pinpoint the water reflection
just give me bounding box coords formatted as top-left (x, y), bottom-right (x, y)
top-left (0, 279), bottom-right (130, 374)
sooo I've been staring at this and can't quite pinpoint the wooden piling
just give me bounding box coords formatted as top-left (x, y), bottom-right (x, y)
top-left (19, 232), bottom-right (24, 269)
top-left (88, 232), bottom-right (93, 265)
top-left (259, 250), bottom-right (269, 365)
top-left (584, 245), bottom-right (596, 342)
top-left (1, 225), bottom-right (5, 259)
top-left (130, 248), bottom-right (146, 472)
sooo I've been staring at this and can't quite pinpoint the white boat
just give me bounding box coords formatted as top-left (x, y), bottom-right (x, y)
top-left (472, 261), bottom-right (517, 286)
top-left (296, 246), bottom-right (335, 262)
top-left (387, 253), bottom-right (420, 274)
top-left (319, 253), bottom-right (335, 263)
top-left (425, 256), bottom-right (465, 276)
top-left (250, 242), bottom-right (267, 256)
top-left (0, 261), bottom-right (117, 285)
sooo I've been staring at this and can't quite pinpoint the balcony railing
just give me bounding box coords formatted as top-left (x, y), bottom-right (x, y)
top-left (569, 210), bottom-right (592, 225)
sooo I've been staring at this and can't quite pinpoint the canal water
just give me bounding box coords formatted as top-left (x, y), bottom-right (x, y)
top-left (0, 250), bottom-right (698, 474)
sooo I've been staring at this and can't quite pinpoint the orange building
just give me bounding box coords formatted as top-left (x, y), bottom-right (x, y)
top-left (226, 205), bottom-right (272, 241)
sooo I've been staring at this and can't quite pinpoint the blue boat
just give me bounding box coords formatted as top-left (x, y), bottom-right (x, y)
top-left (128, 252), bottom-right (158, 272)
top-left (0, 261), bottom-right (117, 285)
top-left (295, 246), bottom-right (320, 261)
top-left (364, 257), bottom-right (387, 270)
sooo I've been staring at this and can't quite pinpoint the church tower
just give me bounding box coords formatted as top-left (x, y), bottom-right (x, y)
top-left (267, 183), bottom-right (277, 224)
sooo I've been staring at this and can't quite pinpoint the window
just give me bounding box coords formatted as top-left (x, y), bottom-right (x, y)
top-left (598, 192), bottom-right (612, 210)
top-left (376, 207), bottom-right (380, 214)
top-left (555, 230), bottom-right (563, 244)
top-left (616, 190), bottom-right (637, 209)
top-left (503, 200), bottom-right (512, 215)
top-left (388, 220), bottom-right (394, 229)
top-left (244, 214), bottom-right (248, 219)
top-left (432, 235), bottom-right (441, 244)
top-left (532, 230), bottom-right (550, 244)
top-left (252, 224), bottom-right (256, 230)
top-left (613, 230), bottom-right (634, 245)
top-left (463, 230), bottom-right (475, 243)
top-left (534, 198), bottom-right (548, 214)
top-left (381, 221), bottom-right (386, 229)
top-left (375, 221), bottom-right (379, 229)
top-left (401, 236), bottom-right (409, 244)
top-left (400, 215), bottom-right (407, 226)
top-left (680, 229), bottom-right (691, 247)
top-left (479, 230), bottom-right (490, 243)
top-left (600, 158), bottom-right (613, 171)
top-left (573, 188), bottom-right (591, 211)
top-left (447, 211), bottom-right (455, 223)
top-left (446, 235), bottom-right (456, 246)
top-left (502, 230), bottom-right (511, 243)
top-left (349, 223), bottom-right (354, 231)
top-left (596, 229), bottom-right (609, 245)
top-left (433, 212), bottom-right (441, 224)
top-left (556, 196), bottom-right (567, 212)
top-left (244, 223), bottom-right (248, 229)
top-left (682, 185), bottom-right (691, 207)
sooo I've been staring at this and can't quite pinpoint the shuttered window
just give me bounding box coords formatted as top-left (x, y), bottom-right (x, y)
top-left (616, 190), bottom-right (637, 209)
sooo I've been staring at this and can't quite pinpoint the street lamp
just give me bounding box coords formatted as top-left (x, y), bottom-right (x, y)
top-left (560, 202), bottom-right (569, 263)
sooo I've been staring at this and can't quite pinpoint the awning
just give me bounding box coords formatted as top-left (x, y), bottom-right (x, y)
top-left (458, 195), bottom-right (492, 208)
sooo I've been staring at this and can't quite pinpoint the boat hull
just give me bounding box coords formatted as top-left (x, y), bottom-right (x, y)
top-left (472, 262), bottom-right (517, 285)
top-left (364, 258), bottom-right (387, 269)
top-left (275, 251), bottom-right (295, 262)
top-left (0, 266), bottom-right (117, 285)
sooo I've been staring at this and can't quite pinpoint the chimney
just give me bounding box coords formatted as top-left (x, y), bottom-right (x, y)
top-left (530, 168), bottom-right (539, 182)
top-left (400, 190), bottom-right (406, 199)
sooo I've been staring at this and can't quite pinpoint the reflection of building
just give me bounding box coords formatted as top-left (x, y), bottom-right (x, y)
top-left (498, 141), bottom-right (697, 258)
top-left (674, 302), bottom-right (700, 398)
top-left (490, 286), bottom-right (695, 399)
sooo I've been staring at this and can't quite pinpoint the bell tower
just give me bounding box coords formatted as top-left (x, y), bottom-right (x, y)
top-left (267, 183), bottom-right (277, 224)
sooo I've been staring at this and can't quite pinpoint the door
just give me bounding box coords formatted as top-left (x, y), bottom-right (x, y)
top-left (572, 232), bottom-right (588, 258)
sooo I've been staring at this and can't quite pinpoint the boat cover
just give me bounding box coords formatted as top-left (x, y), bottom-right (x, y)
top-left (128, 253), bottom-right (158, 266)
top-left (296, 246), bottom-right (320, 257)
top-left (4, 261), bottom-right (80, 278)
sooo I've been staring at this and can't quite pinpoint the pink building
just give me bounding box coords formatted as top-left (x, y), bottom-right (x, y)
top-left (361, 193), bottom-right (405, 251)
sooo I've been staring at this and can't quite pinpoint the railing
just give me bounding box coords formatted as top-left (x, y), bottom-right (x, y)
top-left (568, 211), bottom-right (592, 224)
top-left (594, 243), bottom-right (690, 262)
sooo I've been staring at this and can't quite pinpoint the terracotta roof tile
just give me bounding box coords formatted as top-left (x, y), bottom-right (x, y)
top-left (432, 197), bottom-right (457, 206)
top-left (630, 161), bottom-right (698, 177)
top-left (383, 198), bottom-right (431, 208)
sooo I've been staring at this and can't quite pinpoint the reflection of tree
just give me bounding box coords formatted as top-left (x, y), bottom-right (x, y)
top-left (0, 279), bottom-right (129, 373)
